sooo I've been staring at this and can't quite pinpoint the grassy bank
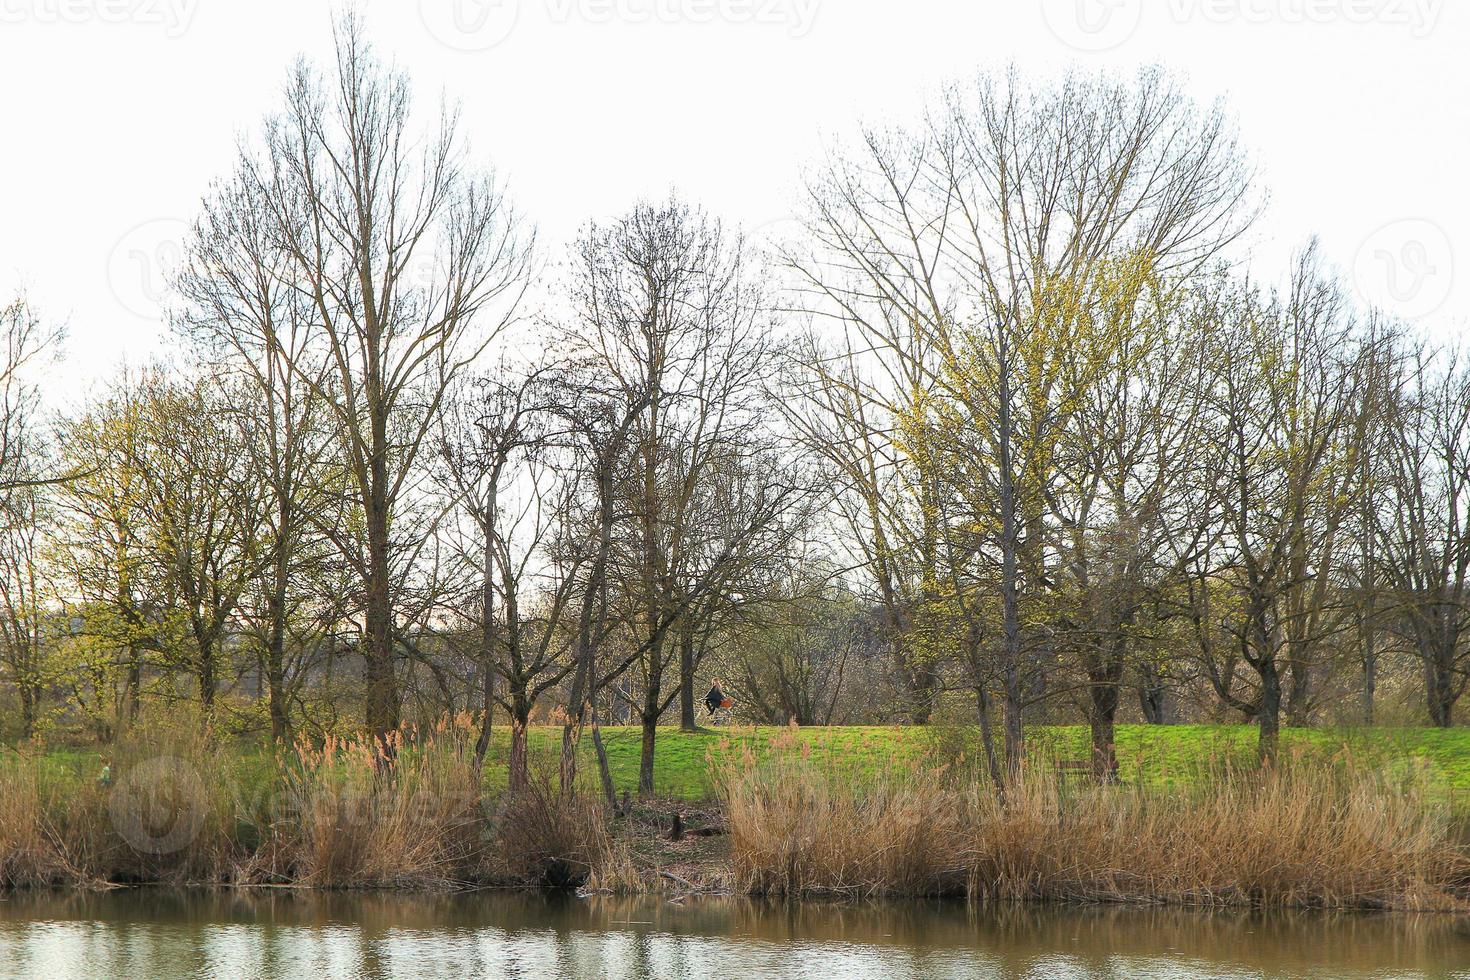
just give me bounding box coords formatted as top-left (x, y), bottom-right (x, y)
top-left (719, 731), bottom-right (1470, 911)
top-left (0, 719), bottom-right (610, 891)
top-left (25, 723), bottom-right (1470, 801)
top-left (483, 722), bottom-right (1470, 801)
top-left (4, 721), bottom-right (1470, 911)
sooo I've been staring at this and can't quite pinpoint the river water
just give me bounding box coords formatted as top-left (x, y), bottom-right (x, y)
top-left (0, 889), bottom-right (1467, 979)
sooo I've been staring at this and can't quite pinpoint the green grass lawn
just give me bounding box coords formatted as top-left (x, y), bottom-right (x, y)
top-left (481, 722), bottom-right (1470, 801)
top-left (13, 723), bottom-right (1470, 804)
top-left (479, 723), bottom-right (937, 798)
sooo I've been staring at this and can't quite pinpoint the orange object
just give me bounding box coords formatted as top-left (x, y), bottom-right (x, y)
top-left (719, 697), bottom-right (733, 709)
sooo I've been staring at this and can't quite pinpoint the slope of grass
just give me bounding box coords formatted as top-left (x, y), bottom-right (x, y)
top-left (477, 723), bottom-right (1470, 802)
top-left (12, 722), bottom-right (1470, 804)
top-left (478, 724), bottom-right (948, 798)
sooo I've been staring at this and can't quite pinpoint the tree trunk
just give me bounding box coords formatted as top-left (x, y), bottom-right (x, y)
top-left (1285, 651), bottom-right (1311, 728)
top-left (364, 498), bottom-right (399, 747)
top-left (1085, 643), bottom-right (1123, 782)
top-left (996, 326), bottom-right (1025, 779)
top-left (364, 400), bottom-right (400, 745)
top-left (677, 618), bottom-right (698, 732)
top-left (18, 683), bottom-right (36, 741)
top-left (1001, 664), bottom-right (1024, 779)
top-left (198, 635), bottom-right (216, 715)
top-left (558, 716), bottom-right (583, 797)
top-left (1425, 654), bottom-right (1455, 728)
top-left (473, 665), bottom-right (494, 771)
top-left (638, 711), bottom-right (658, 797)
top-left (126, 648), bottom-right (141, 725)
top-left (1360, 581), bottom-right (1377, 726)
top-left (267, 581), bottom-right (289, 742)
top-left (559, 588), bottom-right (598, 794)
top-left (363, 600), bottom-right (398, 749)
top-left (906, 661), bottom-right (938, 724)
top-left (266, 492), bottom-right (293, 743)
top-left (508, 714), bottom-right (532, 799)
top-left (474, 539), bottom-right (497, 770)
top-left (975, 684), bottom-right (1003, 793)
top-left (1138, 671), bottom-right (1169, 724)
top-left (1257, 658), bottom-right (1282, 765)
top-left (591, 699), bottom-right (616, 811)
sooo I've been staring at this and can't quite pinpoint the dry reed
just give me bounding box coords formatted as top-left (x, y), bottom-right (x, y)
top-left (490, 772), bottom-right (611, 888)
top-left (720, 739), bottom-right (1470, 911)
top-left (266, 718), bottom-right (488, 889)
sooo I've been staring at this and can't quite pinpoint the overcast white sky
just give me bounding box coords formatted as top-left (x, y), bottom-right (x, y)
top-left (1, 0), bottom-right (1466, 388)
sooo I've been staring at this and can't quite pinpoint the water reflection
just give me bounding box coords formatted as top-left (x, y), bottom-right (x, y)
top-left (0, 889), bottom-right (1467, 979)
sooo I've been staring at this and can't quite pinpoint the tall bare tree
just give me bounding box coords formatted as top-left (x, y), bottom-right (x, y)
top-left (562, 199), bottom-right (806, 795)
top-left (1378, 346), bottom-right (1470, 726)
top-left (1188, 249), bottom-right (1374, 760)
top-left (187, 15), bottom-right (530, 742)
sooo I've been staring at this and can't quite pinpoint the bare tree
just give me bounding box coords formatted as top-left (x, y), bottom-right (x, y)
top-left (176, 165), bottom-right (346, 741)
top-left (190, 15), bottom-right (531, 742)
top-left (561, 199), bottom-right (804, 795)
top-left (555, 379), bottom-right (650, 801)
top-left (1378, 345), bottom-right (1470, 726)
top-left (437, 366), bottom-right (583, 783)
top-left (1188, 248), bottom-right (1373, 761)
top-left (785, 324), bottom-right (948, 725)
top-left (723, 563), bottom-right (860, 727)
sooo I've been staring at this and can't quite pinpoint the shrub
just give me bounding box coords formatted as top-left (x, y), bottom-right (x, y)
top-left (492, 772), bottom-right (610, 888)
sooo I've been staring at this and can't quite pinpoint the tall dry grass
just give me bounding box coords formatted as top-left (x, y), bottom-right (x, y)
top-left (264, 718), bottom-right (489, 889)
top-left (0, 713), bottom-right (615, 891)
top-left (719, 736), bottom-right (1470, 911)
top-left (0, 719), bottom-right (249, 887)
top-left (0, 748), bottom-right (88, 887)
top-left (721, 749), bottom-right (970, 897)
top-left (490, 773), bottom-right (612, 888)
top-left (0, 714), bottom-right (623, 899)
